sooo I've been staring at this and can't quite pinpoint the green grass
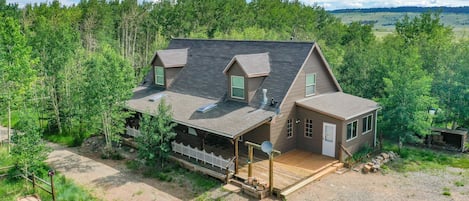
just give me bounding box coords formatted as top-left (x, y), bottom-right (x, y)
top-left (442, 187), bottom-right (451, 196)
top-left (454, 181), bottom-right (465, 187)
top-left (44, 133), bottom-right (76, 147)
top-left (0, 145), bottom-right (99, 201)
top-left (383, 142), bottom-right (469, 172)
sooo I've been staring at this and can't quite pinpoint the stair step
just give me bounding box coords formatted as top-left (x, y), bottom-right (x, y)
top-left (333, 162), bottom-right (344, 169)
top-left (229, 179), bottom-right (245, 188)
top-left (335, 167), bottom-right (349, 175)
top-left (223, 183), bottom-right (242, 193)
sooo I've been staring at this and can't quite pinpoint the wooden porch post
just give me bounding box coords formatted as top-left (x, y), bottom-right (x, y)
top-left (234, 137), bottom-right (239, 174)
top-left (248, 145), bottom-right (253, 177)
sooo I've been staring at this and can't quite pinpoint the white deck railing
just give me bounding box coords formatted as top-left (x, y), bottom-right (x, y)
top-left (171, 141), bottom-right (235, 172)
top-left (126, 127), bottom-right (141, 138)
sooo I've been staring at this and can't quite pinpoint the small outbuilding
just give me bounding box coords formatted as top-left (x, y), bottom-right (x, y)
top-left (428, 127), bottom-right (467, 152)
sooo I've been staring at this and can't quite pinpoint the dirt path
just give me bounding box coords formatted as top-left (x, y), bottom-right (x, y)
top-left (46, 143), bottom-right (181, 201)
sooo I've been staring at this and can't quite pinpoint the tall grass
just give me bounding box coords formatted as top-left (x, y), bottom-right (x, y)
top-left (384, 142), bottom-right (469, 172)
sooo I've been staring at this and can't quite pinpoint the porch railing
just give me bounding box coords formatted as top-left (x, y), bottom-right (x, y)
top-left (126, 127), bottom-right (140, 138)
top-left (171, 141), bottom-right (235, 172)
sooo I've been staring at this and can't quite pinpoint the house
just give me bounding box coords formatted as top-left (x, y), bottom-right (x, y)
top-left (125, 38), bottom-right (379, 175)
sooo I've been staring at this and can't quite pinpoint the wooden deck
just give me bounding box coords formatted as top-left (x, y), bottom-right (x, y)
top-left (236, 149), bottom-right (338, 191)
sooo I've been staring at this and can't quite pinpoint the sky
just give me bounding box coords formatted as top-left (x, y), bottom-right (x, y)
top-left (5, 0), bottom-right (469, 10)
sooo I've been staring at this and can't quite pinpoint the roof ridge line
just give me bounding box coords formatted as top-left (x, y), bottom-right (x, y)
top-left (171, 37), bottom-right (316, 44)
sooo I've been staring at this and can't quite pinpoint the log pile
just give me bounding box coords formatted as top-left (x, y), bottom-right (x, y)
top-left (362, 151), bottom-right (398, 174)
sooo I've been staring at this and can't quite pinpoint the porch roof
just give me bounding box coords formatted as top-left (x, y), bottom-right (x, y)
top-left (296, 92), bottom-right (379, 121)
top-left (126, 86), bottom-right (275, 139)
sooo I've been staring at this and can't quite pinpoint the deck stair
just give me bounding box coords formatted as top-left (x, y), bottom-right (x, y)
top-left (280, 161), bottom-right (342, 198)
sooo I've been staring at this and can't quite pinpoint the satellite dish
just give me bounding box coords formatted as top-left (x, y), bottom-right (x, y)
top-left (261, 141), bottom-right (273, 155)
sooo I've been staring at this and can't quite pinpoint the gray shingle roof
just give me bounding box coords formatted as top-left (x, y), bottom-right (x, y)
top-left (165, 39), bottom-right (314, 107)
top-left (133, 39), bottom-right (315, 138)
top-left (126, 86), bottom-right (275, 138)
top-left (296, 92), bottom-right (379, 121)
top-left (223, 52), bottom-right (271, 78)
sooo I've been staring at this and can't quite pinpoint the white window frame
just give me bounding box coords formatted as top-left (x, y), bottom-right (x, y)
top-left (346, 120), bottom-right (358, 141)
top-left (304, 119), bottom-right (313, 138)
top-left (305, 73), bottom-right (316, 96)
top-left (155, 66), bottom-right (165, 86)
top-left (287, 119), bottom-right (293, 138)
top-left (362, 114), bottom-right (373, 134)
top-left (231, 75), bottom-right (245, 99)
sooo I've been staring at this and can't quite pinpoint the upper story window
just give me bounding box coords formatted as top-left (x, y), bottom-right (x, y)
top-left (305, 119), bottom-right (313, 138)
top-left (362, 114), bottom-right (373, 134)
top-left (287, 119), bottom-right (293, 138)
top-left (306, 73), bottom-right (316, 96)
top-left (231, 75), bottom-right (245, 99)
top-left (346, 120), bottom-right (358, 141)
top-left (155, 67), bottom-right (165, 86)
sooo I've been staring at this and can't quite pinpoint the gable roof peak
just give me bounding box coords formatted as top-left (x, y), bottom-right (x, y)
top-left (151, 48), bottom-right (188, 68)
top-left (223, 52), bottom-right (271, 78)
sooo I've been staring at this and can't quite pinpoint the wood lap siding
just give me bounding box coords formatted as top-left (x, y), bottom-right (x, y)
top-left (225, 63), bottom-right (247, 102)
top-left (295, 106), bottom-right (343, 154)
top-left (247, 77), bottom-right (264, 103)
top-left (270, 46), bottom-right (340, 153)
top-left (165, 67), bottom-right (182, 87)
top-left (341, 112), bottom-right (376, 158)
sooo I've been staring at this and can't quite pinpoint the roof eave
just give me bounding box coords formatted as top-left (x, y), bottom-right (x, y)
top-left (296, 101), bottom-right (346, 121)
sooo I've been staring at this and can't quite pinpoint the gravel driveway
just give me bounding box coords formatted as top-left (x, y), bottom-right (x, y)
top-left (285, 167), bottom-right (469, 201)
top-left (46, 143), bottom-right (181, 201)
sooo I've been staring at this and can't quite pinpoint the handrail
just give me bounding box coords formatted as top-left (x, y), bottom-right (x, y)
top-left (339, 143), bottom-right (353, 157)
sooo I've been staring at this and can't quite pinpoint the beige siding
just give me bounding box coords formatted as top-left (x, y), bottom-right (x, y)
top-left (243, 123), bottom-right (270, 145)
top-left (270, 46), bottom-right (340, 153)
top-left (226, 63), bottom-right (247, 102)
top-left (295, 106), bottom-right (343, 155)
top-left (247, 77), bottom-right (264, 103)
top-left (302, 48), bottom-right (340, 96)
top-left (340, 112), bottom-right (376, 161)
top-left (165, 67), bottom-right (182, 87)
top-left (226, 62), bottom-right (265, 103)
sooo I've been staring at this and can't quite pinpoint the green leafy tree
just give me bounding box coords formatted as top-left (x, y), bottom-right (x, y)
top-left (378, 38), bottom-right (435, 144)
top-left (84, 44), bottom-right (135, 157)
top-left (433, 40), bottom-right (469, 128)
top-left (136, 99), bottom-right (176, 168)
top-left (11, 112), bottom-right (50, 175)
top-left (0, 16), bottom-right (37, 152)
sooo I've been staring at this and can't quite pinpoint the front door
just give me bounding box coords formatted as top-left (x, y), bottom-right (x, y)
top-left (322, 123), bottom-right (336, 157)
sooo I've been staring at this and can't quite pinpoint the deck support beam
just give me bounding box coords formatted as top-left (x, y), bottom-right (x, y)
top-left (234, 137), bottom-right (239, 174)
top-left (248, 145), bottom-right (253, 177)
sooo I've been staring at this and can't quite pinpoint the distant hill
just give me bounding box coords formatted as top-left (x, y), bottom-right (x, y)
top-left (331, 6), bottom-right (469, 14)
top-left (330, 7), bottom-right (469, 38)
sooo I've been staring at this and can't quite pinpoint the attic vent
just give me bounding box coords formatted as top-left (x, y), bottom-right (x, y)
top-left (197, 103), bottom-right (217, 113)
top-left (149, 93), bottom-right (166, 102)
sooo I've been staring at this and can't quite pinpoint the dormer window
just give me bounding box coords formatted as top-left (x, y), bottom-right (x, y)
top-left (155, 67), bottom-right (165, 86)
top-left (150, 48), bottom-right (188, 87)
top-left (223, 52), bottom-right (271, 102)
top-left (231, 75), bottom-right (245, 99)
top-left (306, 73), bottom-right (316, 96)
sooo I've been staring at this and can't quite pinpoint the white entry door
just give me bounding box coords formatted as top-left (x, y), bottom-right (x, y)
top-left (322, 123), bottom-right (336, 157)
